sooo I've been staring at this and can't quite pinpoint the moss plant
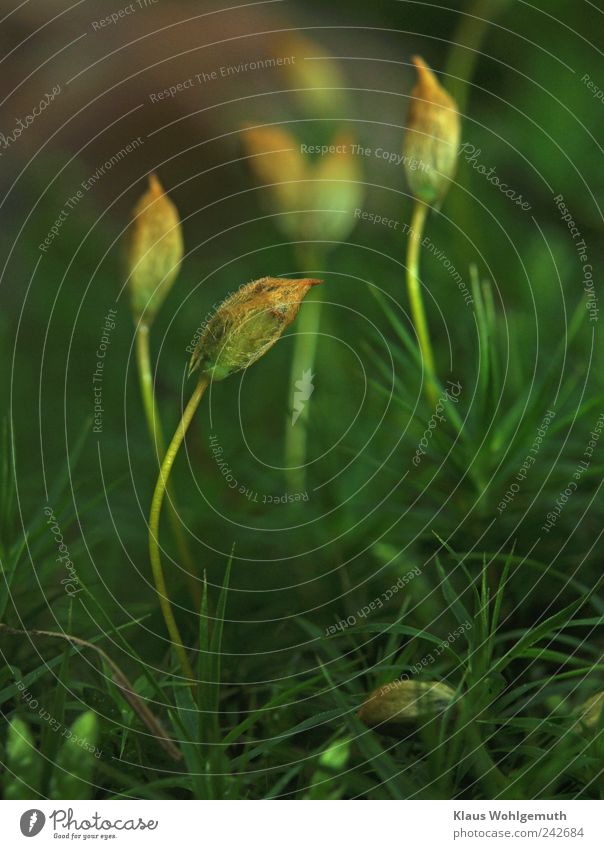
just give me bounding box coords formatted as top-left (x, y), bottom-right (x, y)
top-left (125, 174), bottom-right (199, 602)
top-left (148, 277), bottom-right (322, 681)
top-left (241, 123), bottom-right (363, 490)
top-left (403, 56), bottom-right (460, 406)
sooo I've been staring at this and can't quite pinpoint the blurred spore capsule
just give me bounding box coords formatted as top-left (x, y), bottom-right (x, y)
top-left (241, 125), bottom-right (306, 238)
top-left (241, 125), bottom-right (363, 244)
top-left (358, 679), bottom-right (457, 728)
top-left (577, 691), bottom-right (604, 730)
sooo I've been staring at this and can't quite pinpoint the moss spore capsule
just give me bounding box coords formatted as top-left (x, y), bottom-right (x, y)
top-left (189, 276), bottom-right (322, 381)
top-left (126, 173), bottom-right (184, 322)
top-left (403, 56), bottom-right (461, 206)
top-left (359, 679), bottom-right (457, 728)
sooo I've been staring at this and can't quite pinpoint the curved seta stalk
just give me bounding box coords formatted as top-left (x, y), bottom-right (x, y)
top-left (283, 247), bottom-right (323, 492)
top-left (406, 200), bottom-right (438, 406)
top-left (135, 323), bottom-right (200, 606)
top-left (148, 376), bottom-right (210, 682)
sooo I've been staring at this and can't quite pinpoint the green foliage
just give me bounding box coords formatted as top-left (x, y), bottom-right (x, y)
top-left (49, 712), bottom-right (99, 800)
top-left (3, 718), bottom-right (42, 800)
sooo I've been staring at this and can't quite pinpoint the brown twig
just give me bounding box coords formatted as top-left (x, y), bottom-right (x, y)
top-left (0, 623), bottom-right (182, 762)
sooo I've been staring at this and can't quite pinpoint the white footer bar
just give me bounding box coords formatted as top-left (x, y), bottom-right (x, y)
top-left (1, 800), bottom-right (602, 848)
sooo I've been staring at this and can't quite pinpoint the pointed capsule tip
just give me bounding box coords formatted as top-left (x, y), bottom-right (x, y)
top-left (411, 55), bottom-right (438, 88)
top-left (148, 172), bottom-right (163, 195)
top-left (411, 55), bottom-right (428, 72)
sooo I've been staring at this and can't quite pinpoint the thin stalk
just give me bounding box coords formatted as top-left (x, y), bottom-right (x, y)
top-left (445, 0), bottom-right (511, 114)
top-left (467, 721), bottom-right (508, 797)
top-left (406, 201), bottom-right (438, 407)
top-left (135, 324), bottom-right (200, 606)
top-left (406, 206), bottom-right (487, 499)
top-left (148, 376), bottom-right (210, 682)
top-left (284, 247), bottom-right (322, 492)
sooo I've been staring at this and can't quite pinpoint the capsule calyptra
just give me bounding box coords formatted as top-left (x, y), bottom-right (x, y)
top-left (125, 174), bottom-right (184, 322)
top-left (189, 277), bottom-right (322, 381)
top-left (403, 56), bottom-right (460, 206)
